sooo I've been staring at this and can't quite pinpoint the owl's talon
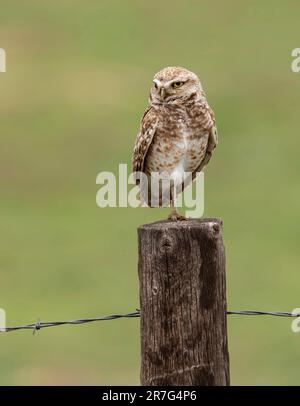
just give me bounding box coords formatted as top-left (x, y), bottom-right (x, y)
top-left (167, 210), bottom-right (187, 222)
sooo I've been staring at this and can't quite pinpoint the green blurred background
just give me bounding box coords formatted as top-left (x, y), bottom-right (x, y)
top-left (0, 0), bottom-right (300, 385)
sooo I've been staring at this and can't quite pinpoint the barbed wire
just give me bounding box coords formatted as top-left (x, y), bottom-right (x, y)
top-left (0, 309), bottom-right (299, 334)
top-left (1, 311), bottom-right (140, 334)
top-left (227, 310), bottom-right (300, 317)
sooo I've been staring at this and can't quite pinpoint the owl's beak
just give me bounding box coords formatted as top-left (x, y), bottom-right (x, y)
top-left (159, 87), bottom-right (166, 101)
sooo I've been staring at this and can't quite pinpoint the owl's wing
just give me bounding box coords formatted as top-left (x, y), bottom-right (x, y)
top-left (132, 106), bottom-right (158, 184)
top-left (192, 104), bottom-right (218, 179)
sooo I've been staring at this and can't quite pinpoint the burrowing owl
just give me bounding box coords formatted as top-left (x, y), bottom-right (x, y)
top-left (132, 66), bottom-right (218, 220)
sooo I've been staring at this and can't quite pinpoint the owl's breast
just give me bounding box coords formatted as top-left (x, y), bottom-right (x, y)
top-left (144, 111), bottom-right (209, 179)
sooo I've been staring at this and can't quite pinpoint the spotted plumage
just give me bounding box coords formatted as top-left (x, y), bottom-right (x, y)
top-left (132, 66), bottom-right (218, 220)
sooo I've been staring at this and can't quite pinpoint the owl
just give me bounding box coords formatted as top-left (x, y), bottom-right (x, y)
top-left (132, 66), bottom-right (218, 220)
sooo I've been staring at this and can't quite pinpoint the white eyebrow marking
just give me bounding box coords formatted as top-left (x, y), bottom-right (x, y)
top-left (153, 79), bottom-right (162, 86)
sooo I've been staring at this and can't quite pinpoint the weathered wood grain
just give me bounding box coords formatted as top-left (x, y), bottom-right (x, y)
top-left (138, 218), bottom-right (229, 386)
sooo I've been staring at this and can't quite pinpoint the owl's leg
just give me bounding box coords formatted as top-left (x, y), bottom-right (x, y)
top-left (168, 206), bottom-right (187, 221)
top-left (167, 186), bottom-right (187, 221)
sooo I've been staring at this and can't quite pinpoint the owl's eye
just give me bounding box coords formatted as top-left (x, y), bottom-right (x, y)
top-left (172, 81), bottom-right (184, 89)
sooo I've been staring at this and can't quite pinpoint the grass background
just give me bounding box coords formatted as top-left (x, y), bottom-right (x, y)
top-left (0, 0), bottom-right (300, 385)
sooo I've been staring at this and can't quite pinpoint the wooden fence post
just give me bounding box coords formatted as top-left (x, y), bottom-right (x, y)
top-left (138, 218), bottom-right (230, 386)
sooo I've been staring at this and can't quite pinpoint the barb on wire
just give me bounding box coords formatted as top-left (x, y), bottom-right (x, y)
top-left (0, 309), bottom-right (299, 334)
top-left (1, 310), bottom-right (140, 333)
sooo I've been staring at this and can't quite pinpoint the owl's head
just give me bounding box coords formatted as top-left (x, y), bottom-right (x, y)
top-left (150, 66), bottom-right (203, 104)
